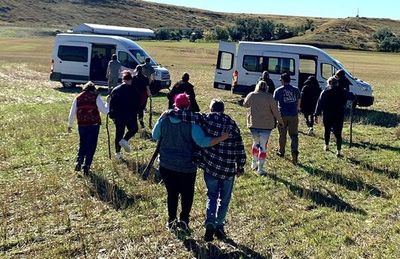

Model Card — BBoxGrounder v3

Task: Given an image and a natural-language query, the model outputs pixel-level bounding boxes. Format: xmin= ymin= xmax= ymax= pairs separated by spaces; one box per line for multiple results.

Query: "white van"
xmin=214 ymin=41 xmax=374 ymax=107
xmin=50 ymin=33 xmax=171 ymax=92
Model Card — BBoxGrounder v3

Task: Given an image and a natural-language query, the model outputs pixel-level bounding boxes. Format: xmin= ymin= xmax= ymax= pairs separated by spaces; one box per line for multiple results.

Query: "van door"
xmin=262 ymin=52 xmax=299 ymax=88
xmin=214 ymin=41 xmax=236 ymax=90
xmin=56 ymin=42 xmax=91 ymax=83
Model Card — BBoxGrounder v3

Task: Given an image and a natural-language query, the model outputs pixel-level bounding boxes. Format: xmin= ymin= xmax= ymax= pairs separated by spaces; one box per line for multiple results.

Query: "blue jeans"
xmin=77 ymin=124 xmax=100 ymax=167
xmin=204 ymin=173 xmax=235 ymax=230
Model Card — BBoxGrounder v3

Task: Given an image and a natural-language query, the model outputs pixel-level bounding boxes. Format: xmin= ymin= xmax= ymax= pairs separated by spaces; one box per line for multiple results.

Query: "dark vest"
xmin=159 ymin=117 xmax=196 ymax=173
xmin=76 ymin=91 xmax=101 ymax=126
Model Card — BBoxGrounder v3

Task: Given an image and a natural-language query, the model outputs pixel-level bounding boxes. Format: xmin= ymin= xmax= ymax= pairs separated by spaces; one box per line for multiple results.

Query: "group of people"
xmin=67 ymin=63 xmax=352 ymax=241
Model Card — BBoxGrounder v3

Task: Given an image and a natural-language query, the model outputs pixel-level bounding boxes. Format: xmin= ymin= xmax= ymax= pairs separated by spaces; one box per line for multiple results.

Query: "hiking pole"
xmin=349 ymin=101 xmax=354 ymax=148
xmin=148 ymin=95 xmax=153 ymax=129
xmin=106 ymin=114 xmax=112 ymax=159
xmin=142 ymin=140 xmax=160 ymax=180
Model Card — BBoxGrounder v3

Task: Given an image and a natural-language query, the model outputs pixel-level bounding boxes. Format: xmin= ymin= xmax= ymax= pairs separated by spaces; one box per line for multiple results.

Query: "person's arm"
xmin=270 ymin=98 xmax=283 ymax=126
xmin=151 ymin=116 xmax=165 ymax=141
xmin=314 ymin=91 xmax=325 ymax=122
xmin=242 ymin=93 xmax=252 ymax=108
xmin=67 ymin=99 xmax=77 ymax=131
xmin=106 ymin=63 xmax=111 ymax=79
xmin=234 ymin=133 xmax=247 ymax=176
xmin=191 ymin=124 xmax=228 ymax=147
xmin=96 ymin=95 xmax=109 ymax=114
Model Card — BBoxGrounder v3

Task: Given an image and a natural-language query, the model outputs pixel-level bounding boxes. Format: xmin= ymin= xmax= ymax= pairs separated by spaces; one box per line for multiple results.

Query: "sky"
xmin=144 ymin=0 xmax=400 ymax=20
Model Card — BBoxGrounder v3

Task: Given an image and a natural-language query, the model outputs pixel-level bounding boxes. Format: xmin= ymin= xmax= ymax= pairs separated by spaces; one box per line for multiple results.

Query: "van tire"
xmin=62 ymin=82 xmax=76 ymax=88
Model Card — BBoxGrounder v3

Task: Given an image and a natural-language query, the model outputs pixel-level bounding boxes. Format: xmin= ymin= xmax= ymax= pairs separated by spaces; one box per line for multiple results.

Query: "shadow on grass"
xmin=350 ymin=108 xmax=399 ymax=128
xmin=298 ymin=164 xmax=388 ymax=198
xmin=122 ymin=157 xmax=162 ymax=184
xmin=346 ymin=157 xmax=399 ymax=179
xmin=183 ymin=238 xmax=270 ymax=259
xmin=87 ymin=171 xmax=141 ymax=210
xmin=344 ymin=140 xmax=400 ymax=153
xmin=266 ymin=173 xmax=367 ymax=215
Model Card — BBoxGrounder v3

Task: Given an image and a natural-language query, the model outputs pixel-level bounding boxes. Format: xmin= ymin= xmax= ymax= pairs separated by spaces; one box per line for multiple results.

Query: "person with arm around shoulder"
xmin=152 ymin=93 xmax=228 ymax=234
xmin=68 ymin=81 xmax=109 ymax=175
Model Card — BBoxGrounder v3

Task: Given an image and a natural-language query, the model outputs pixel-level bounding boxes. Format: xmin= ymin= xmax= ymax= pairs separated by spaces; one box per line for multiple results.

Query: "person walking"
xmin=167 ymin=72 xmax=200 ymax=112
xmin=314 ymin=76 xmax=348 ymax=157
xmin=152 ymin=94 xmax=228 ymax=234
xmin=257 ymin=71 xmax=275 ymax=94
xmin=335 ymin=69 xmax=350 ymax=92
xmin=141 ymin=57 xmax=155 ymax=92
xmin=273 ymin=73 xmax=301 ymax=164
xmin=167 ymin=99 xmax=246 ymax=241
xmin=106 ymin=54 xmax=121 ymax=93
xmin=300 ymin=76 xmax=321 ymax=135
xmin=108 ymin=70 xmax=140 ymax=160
xmin=133 ymin=65 xmax=151 ymax=128
xmin=68 ymin=81 xmax=109 ymax=175
xmin=243 ymin=81 xmax=283 ymax=175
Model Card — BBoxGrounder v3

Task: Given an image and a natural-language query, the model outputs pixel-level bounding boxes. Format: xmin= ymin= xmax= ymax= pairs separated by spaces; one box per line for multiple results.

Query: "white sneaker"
xmin=119 ymin=139 xmax=131 ymax=153
xmin=336 ymin=150 xmax=343 ymax=158
xmin=324 ymin=144 xmax=329 ymax=151
xmin=115 ymin=152 xmax=122 ymax=160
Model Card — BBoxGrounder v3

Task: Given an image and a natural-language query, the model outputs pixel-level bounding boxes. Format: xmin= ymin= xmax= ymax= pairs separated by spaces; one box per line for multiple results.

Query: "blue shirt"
xmin=273 ymin=84 xmax=300 ymax=116
xmin=152 ymin=116 xmax=212 ymax=148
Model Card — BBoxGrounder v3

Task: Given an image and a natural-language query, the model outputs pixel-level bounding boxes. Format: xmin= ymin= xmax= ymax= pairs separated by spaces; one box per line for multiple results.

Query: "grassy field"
xmin=0 ymin=34 xmax=399 ymax=258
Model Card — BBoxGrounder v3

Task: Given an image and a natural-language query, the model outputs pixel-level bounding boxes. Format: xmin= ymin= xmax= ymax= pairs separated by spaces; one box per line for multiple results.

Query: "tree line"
xmin=154 ymin=18 xmax=315 ymax=42
xmin=373 ymin=27 xmax=400 ymax=52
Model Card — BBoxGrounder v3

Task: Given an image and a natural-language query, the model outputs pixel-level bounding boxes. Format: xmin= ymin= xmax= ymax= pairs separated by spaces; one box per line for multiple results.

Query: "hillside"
xmin=1 ymin=0 xmax=400 ymax=49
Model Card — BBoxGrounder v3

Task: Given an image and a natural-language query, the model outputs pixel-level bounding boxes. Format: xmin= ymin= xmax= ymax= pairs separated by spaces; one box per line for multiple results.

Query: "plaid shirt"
xmin=168 ymin=110 xmax=246 ymax=179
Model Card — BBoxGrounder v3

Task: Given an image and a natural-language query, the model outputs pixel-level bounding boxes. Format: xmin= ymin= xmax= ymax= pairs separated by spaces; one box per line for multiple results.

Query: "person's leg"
xmin=114 ymin=119 xmax=125 ymax=153
xmin=179 ymin=172 xmax=197 ymax=225
xmin=123 ymin=116 xmax=138 ymax=141
xmin=333 ymin=117 xmax=344 ymax=154
xmin=323 ymin=118 xmax=332 ymax=148
xmin=215 ymin=177 xmax=235 ymax=239
xmin=138 ymin=104 xmax=145 ymax=128
xmin=304 ymin=113 xmax=311 ymax=128
xmin=257 ymin=129 xmax=271 ymax=174
xmin=288 ymin=116 xmax=299 ymax=164
xmin=278 ymin=117 xmax=288 ymax=155
xmin=160 ymin=166 xmax=179 ymax=224
xmin=204 ymin=173 xmax=219 ymax=227
xmin=250 ymin=129 xmax=260 ymax=170
xmin=83 ymin=124 xmax=100 ymax=170
xmin=76 ymin=126 xmax=88 ymax=170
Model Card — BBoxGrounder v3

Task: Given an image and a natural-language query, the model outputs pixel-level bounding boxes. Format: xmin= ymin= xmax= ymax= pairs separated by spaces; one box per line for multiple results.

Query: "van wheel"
xmin=62 ymin=82 xmax=76 ymax=88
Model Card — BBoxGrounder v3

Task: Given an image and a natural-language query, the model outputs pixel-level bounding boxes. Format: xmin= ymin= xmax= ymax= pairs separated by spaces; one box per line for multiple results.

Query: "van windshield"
xmin=129 ymin=49 xmax=157 ymax=66
xmin=334 ymin=59 xmax=357 ymax=80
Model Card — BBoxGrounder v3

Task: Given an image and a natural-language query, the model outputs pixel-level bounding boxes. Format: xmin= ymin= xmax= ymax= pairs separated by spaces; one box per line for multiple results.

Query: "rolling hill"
xmin=1 ymin=0 xmax=400 ymax=50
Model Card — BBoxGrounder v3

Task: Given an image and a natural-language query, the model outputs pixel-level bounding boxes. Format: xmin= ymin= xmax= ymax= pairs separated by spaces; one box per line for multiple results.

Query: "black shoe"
xmin=166 ymin=219 xmax=178 ymax=231
xmin=140 ymin=120 xmax=145 ymax=128
xmin=215 ymin=227 xmax=227 ymax=240
xmin=82 ymin=165 xmax=90 ymax=176
xmin=204 ymin=223 xmax=215 ymax=242
xmin=276 ymin=151 xmax=284 ymax=157
xmin=74 ymin=163 xmax=82 ymax=172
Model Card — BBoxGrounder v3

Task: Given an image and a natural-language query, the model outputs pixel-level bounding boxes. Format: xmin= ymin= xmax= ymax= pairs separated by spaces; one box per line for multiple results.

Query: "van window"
xmin=300 ymin=59 xmax=316 ymax=74
xmin=129 ymin=49 xmax=156 ymax=65
xmin=243 ymin=55 xmax=264 ymax=72
xmin=217 ymin=51 xmax=233 ymax=70
xmin=321 ymin=63 xmax=337 ymax=79
xmin=267 ymin=57 xmax=295 ymax=75
xmin=118 ymin=51 xmax=138 ymax=69
xmin=58 ymin=46 xmax=88 ymax=62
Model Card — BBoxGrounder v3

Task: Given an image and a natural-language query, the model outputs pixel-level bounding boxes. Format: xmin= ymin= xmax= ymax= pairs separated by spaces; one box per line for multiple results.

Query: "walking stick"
xmin=106 ymin=114 xmax=112 ymax=159
xmin=148 ymin=95 xmax=153 ymax=129
xmin=142 ymin=140 xmax=161 ymax=180
xmin=349 ymin=101 xmax=354 ymax=148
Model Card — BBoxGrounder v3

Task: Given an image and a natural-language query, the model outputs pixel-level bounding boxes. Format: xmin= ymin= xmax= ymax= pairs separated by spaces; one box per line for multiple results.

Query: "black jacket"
xmin=300 ymin=79 xmax=321 ymax=115
xmin=109 ymin=83 xmax=140 ymax=120
xmin=314 ymin=86 xmax=347 ymax=119
xmin=167 ymin=81 xmax=200 ymax=112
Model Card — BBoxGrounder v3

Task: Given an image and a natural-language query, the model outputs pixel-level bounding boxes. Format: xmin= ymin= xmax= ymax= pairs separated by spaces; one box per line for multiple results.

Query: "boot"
xmin=257 ymin=159 xmax=266 ymax=176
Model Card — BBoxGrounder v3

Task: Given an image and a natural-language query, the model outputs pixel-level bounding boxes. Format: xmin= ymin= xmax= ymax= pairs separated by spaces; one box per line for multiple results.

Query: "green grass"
xmin=0 ymin=35 xmax=399 ymax=258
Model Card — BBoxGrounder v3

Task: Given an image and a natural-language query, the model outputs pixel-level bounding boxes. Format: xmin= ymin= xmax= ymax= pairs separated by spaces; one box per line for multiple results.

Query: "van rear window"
xmin=58 ymin=46 xmax=88 ymax=62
